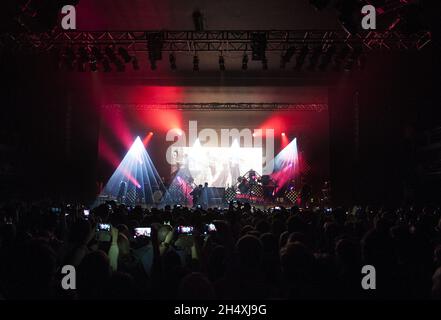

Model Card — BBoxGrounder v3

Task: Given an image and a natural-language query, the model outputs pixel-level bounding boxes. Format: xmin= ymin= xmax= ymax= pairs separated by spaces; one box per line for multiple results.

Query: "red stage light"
xmin=143 ymin=132 xmax=154 ymax=146
xmin=281 ymin=132 xmax=286 ymax=136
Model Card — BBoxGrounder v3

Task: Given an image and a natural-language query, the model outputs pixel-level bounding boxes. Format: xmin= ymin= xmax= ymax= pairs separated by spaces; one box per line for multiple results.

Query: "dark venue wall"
xmin=329 ymin=50 xmax=440 ymax=206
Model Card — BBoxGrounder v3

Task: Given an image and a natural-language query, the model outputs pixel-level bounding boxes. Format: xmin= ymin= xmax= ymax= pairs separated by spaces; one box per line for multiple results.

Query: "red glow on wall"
xmin=101 ymin=109 xmax=134 ymax=149
xmin=138 ymin=109 xmax=183 ymax=132
xmin=98 ymin=138 xmax=121 ymax=168
xmin=258 ymin=114 xmax=287 ymax=136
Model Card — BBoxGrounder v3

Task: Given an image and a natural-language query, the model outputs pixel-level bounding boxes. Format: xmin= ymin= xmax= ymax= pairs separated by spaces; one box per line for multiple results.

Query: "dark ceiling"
xmin=75 ymin=0 xmax=340 ymax=30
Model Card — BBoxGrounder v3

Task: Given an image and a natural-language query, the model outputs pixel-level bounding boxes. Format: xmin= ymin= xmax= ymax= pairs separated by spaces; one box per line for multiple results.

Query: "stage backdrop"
xmin=98 ymin=105 xmax=330 ymax=194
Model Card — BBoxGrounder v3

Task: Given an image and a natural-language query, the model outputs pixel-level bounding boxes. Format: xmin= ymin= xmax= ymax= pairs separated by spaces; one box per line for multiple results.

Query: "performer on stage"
xmin=190 ymin=184 xmax=202 ymax=207
xmin=201 ymin=182 xmax=209 ymax=209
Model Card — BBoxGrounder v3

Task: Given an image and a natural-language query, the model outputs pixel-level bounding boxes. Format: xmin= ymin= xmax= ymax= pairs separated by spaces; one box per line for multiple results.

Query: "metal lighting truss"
xmin=0 ymin=29 xmax=432 ymax=52
xmin=102 ymin=103 xmax=329 ymax=112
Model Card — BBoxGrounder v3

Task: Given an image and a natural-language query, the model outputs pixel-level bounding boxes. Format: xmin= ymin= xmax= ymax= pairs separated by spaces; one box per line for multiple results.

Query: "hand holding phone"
xmin=96 ymin=223 xmax=111 ymax=242
xmin=176 ymin=226 xmax=194 ymax=235
xmin=134 ymin=227 xmax=152 ymax=238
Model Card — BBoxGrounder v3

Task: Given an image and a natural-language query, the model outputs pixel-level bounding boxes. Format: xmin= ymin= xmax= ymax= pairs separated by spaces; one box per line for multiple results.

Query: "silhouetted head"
xmin=235 ymin=235 xmax=263 ymax=269
xmin=178 ymin=272 xmax=215 ymax=300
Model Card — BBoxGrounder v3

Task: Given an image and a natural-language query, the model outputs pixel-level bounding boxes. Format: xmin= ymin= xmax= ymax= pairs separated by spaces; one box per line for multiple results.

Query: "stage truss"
xmin=102 ymin=103 xmax=328 ymax=112
xmin=0 ymin=29 xmax=432 ymax=52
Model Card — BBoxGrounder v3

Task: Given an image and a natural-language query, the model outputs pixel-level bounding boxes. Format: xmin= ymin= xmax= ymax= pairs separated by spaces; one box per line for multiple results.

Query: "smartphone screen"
xmin=134 ymin=227 xmax=152 ymax=238
xmin=97 ymin=223 xmax=111 ymax=232
xmin=204 ymin=223 xmax=217 ymax=235
xmin=177 ymin=226 xmax=194 ymax=235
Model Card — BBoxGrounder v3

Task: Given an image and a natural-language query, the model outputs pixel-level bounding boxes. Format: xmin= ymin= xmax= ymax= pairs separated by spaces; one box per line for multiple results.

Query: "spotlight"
xmin=344 ymin=46 xmax=362 ymax=72
xmin=102 ymin=59 xmax=112 ymax=72
xmin=219 ymin=54 xmax=225 ymax=71
xmin=307 ymin=46 xmax=322 ymax=71
xmin=105 ymin=46 xmax=117 ymax=62
xmin=147 ymin=32 xmax=164 ymax=70
xmin=242 ymin=53 xmax=248 ymax=70
xmin=318 ymin=45 xmax=336 ymax=71
xmin=193 ymin=54 xmax=199 ymax=71
xmin=132 ymin=56 xmax=140 ymax=70
xmin=149 ymin=132 xmax=154 ymax=135
xmin=118 ymin=47 xmax=132 ymax=63
xmin=294 ymin=45 xmax=309 ymax=71
xmin=77 ymin=47 xmax=89 ymax=72
xmin=169 ymin=53 xmax=177 ymax=70
xmin=90 ymin=60 xmax=98 ymax=72
xmin=280 ymin=46 xmax=295 ymax=69
xmin=91 ymin=47 xmax=103 ymax=61
xmin=333 ymin=45 xmax=350 ymax=71
xmin=281 ymin=132 xmax=286 ymax=136
xmin=192 ymin=10 xmax=204 ymax=31
xmin=251 ymin=32 xmax=267 ymax=61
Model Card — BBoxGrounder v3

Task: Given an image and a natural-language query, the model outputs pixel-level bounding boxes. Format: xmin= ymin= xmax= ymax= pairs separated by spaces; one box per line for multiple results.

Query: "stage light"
xmin=91 ymin=47 xmax=103 ymax=61
xmin=143 ymin=132 xmax=154 ymax=146
xmin=77 ymin=47 xmax=89 ymax=72
xmin=270 ymin=138 xmax=299 ymax=194
xmin=281 ymin=132 xmax=286 ymax=136
xmin=307 ymin=46 xmax=322 ymax=71
xmin=318 ymin=45 xmax=336 ymax=71
xmin=192 ymin=10 xmax=204 ymax=31
xmin=90 ymin=60 xmax=98 ymax=72
xmin=193 ymin=54 xmax=199 ymax=71
xmin=219 ymin=54 xmax=225 ymax=71
xmin=280 ymin=46 xmax=295 ymax=69
xmin=132 ymin=56 xmax=140 ymax=70
xmin=294 ymin=45 xmax=308 ymax=71
xmin=63 ymin=47 xmax=75 ymax=71
xmin=242 ymin=53 xmax=248 ymax=70
xmin=333 ymin=45 xmax=350 ymax=71
xmin=105 ymin=46 xmax=117 ymax=62
xmin=251 ymin=32 xmax=267 ymax=61
xmin=262 ymin=57 xmax=268 ymax=70
xmin=102 ymin=59 xmax=112 ymax=72
xmin=147 ymin=32 xmax=164 ymax=70
xmin=169 ymin=53 xmax=177 ymax=70
xmin=344 ymin=46 xmax=362 ymax=72
xmin=97 ymin=136 xmax=166 ymax=206
xmin=118 ymin=47 xmax=132 ymax=63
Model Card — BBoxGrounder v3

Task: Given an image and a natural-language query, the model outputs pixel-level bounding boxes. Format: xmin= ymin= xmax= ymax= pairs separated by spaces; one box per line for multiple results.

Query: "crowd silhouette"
xmin=0 ymin=201 xmax=440 ymax=300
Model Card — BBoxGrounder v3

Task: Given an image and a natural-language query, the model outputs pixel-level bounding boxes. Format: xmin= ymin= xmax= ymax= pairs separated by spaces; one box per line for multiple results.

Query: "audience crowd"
xmin=0 ymin=201 xmax=441 ymax=300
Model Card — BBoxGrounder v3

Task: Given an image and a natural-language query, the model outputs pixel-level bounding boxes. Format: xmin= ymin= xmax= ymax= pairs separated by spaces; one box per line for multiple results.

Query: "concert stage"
xmin=96 ymin=89 xmax=330 ymax=208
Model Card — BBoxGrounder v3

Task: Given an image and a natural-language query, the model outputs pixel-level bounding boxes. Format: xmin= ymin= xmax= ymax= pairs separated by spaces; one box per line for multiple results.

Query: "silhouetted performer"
xmin=190 ymin=184 xmax=203 ymax=207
